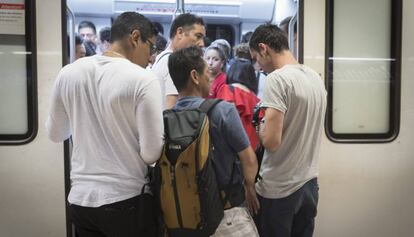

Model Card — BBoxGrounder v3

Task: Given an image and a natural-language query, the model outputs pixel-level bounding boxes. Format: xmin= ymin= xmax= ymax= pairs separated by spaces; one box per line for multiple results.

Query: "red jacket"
xmin=208 ymin=72 xmax=226 ymax=98
xmin=217 ymin=84 xmax=260 ymax=149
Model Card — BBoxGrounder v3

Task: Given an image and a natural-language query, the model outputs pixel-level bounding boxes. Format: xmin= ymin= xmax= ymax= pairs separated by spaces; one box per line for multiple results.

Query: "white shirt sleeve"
xmin=165 ymin=73 xmax=178 ymax=96
xmin=153 ymin=51 xmax=178 ymax=96
xmin=45 ymin=72 xmax=71 ymax=142
xmin=136 ymin=79 xmax=164 ymax=164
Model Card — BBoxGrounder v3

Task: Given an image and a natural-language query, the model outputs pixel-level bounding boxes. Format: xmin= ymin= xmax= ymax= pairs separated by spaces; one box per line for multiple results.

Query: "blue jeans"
xmin=255 ymin=178 xmax=319 ymax=237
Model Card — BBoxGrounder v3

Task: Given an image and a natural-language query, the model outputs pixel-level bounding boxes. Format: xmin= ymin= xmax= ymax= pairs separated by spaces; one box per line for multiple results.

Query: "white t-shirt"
xmin=151 ymin=46 xmax=178 ymax=109
xmin=256 ymin=71 xmax=267 ymax=100
xmin=46 ymin=55 xmax=164 ymax=207
xmin=256 ymin=64 xmax=327 ymax=199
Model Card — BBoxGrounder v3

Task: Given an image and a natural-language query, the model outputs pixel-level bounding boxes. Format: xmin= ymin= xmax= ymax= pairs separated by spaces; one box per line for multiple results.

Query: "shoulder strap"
xmin=199 ymin=99 xmax=222 ymax=115
xmin=256 ymin=71 xmax=261 ymax=80
xmin=154 ymin=51 xmax=171 ymax=65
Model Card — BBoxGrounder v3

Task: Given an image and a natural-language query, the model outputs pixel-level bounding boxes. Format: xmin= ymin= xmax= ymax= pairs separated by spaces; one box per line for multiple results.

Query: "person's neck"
xmin=170 ymin=38 xmax=182 ymax=52
xmin=178 ymin=90 xmax=202 ymax=99
xmin=105 ymin=43 xmax=128 ymax=60
xmin=272 ymin=50 xmax=299 ymax=70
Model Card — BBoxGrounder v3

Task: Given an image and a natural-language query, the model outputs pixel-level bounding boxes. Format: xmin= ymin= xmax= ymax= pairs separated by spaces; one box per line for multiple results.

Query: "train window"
xmin=205 ymin=24 xmax=234 ymax=47
xmin=0 ymin=0 xmax=37 ymax=145
xmin=325 ymin=0 xmax=401 ymax=143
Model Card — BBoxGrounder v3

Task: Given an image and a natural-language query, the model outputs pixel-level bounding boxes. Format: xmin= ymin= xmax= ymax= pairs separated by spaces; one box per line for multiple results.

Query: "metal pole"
xmin=173 ymin=0 xmax=185 ymax=19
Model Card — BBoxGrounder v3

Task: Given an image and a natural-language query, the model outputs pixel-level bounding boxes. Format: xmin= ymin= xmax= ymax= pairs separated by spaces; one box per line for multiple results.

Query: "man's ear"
xmin=176 ymin=27 xmax=184 ymax=39
xmin=258 ymin=43 xmax=267 ymax=54
xmin=130 ymin=29 xmax=141 ymax=47
xmin=190 ymin=69 xmax=199 ymax=85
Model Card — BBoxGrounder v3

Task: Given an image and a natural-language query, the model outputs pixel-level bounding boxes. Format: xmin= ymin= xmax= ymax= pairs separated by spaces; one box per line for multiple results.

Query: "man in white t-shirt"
xmin=249 ymin=24 xmax=327 ymax=237
xmin=46 ymin=12 xmax=163 ymax=237
xmin=151 ymin=13 xmax=206 ymax=109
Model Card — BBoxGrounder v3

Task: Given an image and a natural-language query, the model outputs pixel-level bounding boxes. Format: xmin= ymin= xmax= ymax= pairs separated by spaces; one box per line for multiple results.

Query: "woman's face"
xmin=204 ymin=48 xmax=224 ymax=78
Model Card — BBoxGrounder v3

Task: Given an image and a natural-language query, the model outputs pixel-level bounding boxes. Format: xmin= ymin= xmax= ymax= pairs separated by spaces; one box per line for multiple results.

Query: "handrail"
xmin=173 ymin=0 xmax=185 ymax=19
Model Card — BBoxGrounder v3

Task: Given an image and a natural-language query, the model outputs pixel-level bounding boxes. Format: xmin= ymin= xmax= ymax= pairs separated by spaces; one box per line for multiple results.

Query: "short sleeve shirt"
xmin=174 ymin=97 xmax=250 ymax=188
xmin=151 ymin=47 xmax=179 ymax=109
xmin=256 ymin=64 xmax=327 ymax=199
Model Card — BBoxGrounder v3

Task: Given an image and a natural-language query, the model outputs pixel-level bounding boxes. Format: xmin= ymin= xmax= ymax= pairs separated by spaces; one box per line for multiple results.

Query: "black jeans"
xmin=69 ymin=194 xmax=157 ymax=237
xmin=255 ymin=178 xmax=319 ymax=237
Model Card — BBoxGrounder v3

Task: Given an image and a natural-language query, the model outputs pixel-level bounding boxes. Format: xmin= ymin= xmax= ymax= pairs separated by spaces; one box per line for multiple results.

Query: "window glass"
xmin=326 ymin=0 xmax=401 ymax=142
xmin=0 ymin=0 xmax=37 ymax=144
xmin=0 ymin=36 xmax=28 ymax=134
xmin=206 ymin=24 xmax=234 ymax=46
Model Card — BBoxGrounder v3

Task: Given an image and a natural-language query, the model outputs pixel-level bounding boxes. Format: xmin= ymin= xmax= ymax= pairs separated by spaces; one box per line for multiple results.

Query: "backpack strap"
xmin=199 ymin=99 xmax=222 ymax=115
xmin=154 ymin=51 xmax=171 ymax=66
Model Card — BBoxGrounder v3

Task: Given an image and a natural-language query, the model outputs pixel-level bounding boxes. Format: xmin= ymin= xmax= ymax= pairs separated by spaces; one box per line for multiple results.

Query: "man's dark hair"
xmin=99 ymin=27 xmax=111 ymax=43
xmin=78 ymin=21 xmax=96 ymax=34
xmin=156 ymin=35 xmax=167 ymax=52
xmin=168 ymin=46 xmax=206 ymax=92
xmin=249 ymin=24 xmax=289 ymax=53
xmin=169 ymin=13 xmax=204 ymax=39
xmin=111 ymin=12 xmax=158 ymax=43
xmin=152 ymin=22 xmax=164 ymax=35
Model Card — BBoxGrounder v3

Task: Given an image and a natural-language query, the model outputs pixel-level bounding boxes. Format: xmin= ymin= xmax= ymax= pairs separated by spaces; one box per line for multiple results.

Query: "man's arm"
xmin=136 ymin=79 xmax=164 ymax=164
xmin=237 ymin=146 xmax=260 ymax=215
xmin=259 ymin=107 xmax=284 ymax=152
xmin=164 ymin=72 xmax=178 ymax=109
xmin=45 ymin=74 xmax=71 ymax=142
xmin=165 ymin=95 xmax=178 ymax=109
xmin=222 ymin=104 xmax=260 ymax=214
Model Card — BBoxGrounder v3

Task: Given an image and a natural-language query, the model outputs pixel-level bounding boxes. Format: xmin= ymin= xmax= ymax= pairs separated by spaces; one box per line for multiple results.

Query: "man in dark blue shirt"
xmin=168 ymin=46 xmax=260 ymax=237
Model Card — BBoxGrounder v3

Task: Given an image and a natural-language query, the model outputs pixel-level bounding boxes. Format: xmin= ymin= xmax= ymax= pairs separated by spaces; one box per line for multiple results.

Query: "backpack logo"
xmin=168 ymin=144 xmax=181 ymax=150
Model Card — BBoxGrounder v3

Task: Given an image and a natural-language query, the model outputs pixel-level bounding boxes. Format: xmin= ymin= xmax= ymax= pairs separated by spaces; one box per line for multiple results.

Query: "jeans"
xmin=69 ymin=194 xmax=157 ymax=237
xmin=255 ymin=178 xmax=319 ymax=237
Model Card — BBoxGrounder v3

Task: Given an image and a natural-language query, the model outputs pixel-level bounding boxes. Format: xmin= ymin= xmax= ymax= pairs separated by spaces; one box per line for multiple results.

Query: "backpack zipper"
xmin=170 ymin=165 xmax=183 ymax=227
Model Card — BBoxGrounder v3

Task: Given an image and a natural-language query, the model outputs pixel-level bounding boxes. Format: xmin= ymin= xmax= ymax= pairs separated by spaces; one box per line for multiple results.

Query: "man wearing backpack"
xmin=167 ymin=45 xmax=260 ymax=237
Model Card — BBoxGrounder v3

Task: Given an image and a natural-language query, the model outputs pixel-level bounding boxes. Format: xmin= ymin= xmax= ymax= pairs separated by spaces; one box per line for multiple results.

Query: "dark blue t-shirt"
xmin=174 ymin=96 xmax=250 ymax=188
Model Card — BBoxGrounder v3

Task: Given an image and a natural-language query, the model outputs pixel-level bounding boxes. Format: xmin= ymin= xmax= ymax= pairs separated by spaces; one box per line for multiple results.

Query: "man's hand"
xmin=244 ymin=182 xmax=260 ymax=216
